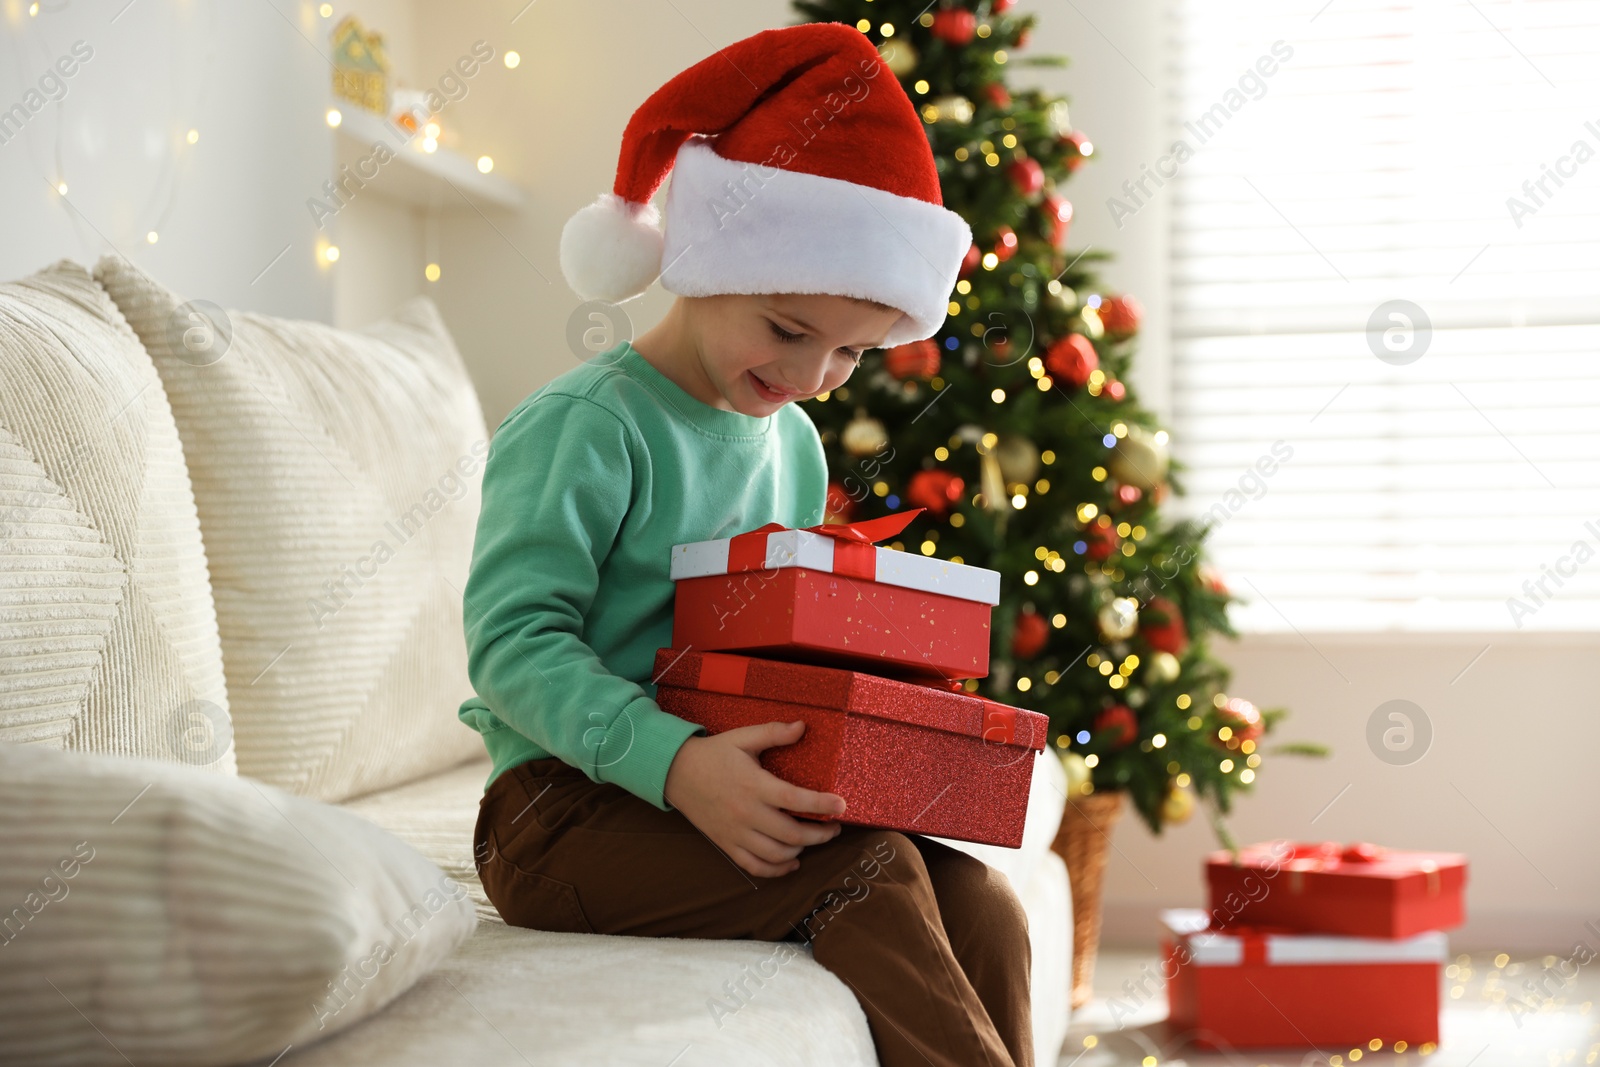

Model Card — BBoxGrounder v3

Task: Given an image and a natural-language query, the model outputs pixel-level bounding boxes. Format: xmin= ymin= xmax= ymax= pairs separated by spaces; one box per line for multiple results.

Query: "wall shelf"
xmin=332 ymin=104 xmax=525 ymax=211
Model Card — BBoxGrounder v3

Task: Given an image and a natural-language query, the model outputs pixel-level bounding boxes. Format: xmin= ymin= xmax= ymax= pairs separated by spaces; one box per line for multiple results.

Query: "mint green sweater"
xmin=457 ymin=340 xmax=829 ymax=809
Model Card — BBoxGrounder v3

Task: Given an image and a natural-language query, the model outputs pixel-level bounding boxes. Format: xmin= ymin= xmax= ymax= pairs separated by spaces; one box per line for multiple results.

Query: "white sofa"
xmin=0 ymin=256 xmax=1072 ymax=1067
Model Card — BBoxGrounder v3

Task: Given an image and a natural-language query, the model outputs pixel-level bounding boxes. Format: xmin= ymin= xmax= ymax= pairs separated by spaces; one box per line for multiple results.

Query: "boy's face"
xmin=686 ymin=293 xmax=904 ymax=416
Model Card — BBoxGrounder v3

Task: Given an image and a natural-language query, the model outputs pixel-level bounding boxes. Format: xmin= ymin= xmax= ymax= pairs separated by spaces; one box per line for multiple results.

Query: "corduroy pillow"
xmin=0 ymin=259 xmax=233 ymax=771
xmin=94 ymin=254 xmax=489 ymax=802
xmin=0 ymin=740 xmax=476 ymax=1067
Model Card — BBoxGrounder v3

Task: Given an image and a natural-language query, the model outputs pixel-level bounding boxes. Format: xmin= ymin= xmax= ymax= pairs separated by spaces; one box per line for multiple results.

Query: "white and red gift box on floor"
xmin=1161 ymin=908 xmax=1446 ymax=1050
xmin=1207 ymin=840 xmax=1468 ymax=939
xmin=669 ymin=509 xmax=999 ymax=682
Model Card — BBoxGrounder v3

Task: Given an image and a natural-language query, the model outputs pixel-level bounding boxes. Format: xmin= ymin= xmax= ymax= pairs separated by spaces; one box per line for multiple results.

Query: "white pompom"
xmin=558 ymin=192 xmax=663 ymax=303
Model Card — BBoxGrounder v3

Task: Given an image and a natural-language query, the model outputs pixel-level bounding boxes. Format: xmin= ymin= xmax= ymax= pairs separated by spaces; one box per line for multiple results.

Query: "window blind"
xmin=1164 ymin=0 xmax=1600 ymax=632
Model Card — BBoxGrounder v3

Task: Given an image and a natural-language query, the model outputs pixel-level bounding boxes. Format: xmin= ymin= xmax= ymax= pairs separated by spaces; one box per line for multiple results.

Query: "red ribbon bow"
xmin=727 ymin=508 xmax=926 ymax=578
xmin=1279 ymin=841 xmax=1384 ymax=866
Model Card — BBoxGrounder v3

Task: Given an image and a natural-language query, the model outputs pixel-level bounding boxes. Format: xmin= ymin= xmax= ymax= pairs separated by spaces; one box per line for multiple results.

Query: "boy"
xmin=461 ymin=23 xmax=1034 ymax=1067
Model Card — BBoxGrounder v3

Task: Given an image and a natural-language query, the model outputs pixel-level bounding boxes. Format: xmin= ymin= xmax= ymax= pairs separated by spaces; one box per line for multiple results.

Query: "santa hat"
xmin=559 ymin=22 xmax=972 ymax=349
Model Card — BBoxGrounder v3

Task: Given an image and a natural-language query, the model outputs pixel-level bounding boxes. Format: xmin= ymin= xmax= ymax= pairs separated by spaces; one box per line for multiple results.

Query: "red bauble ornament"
xmin=1095 ymin=704 xmax=1138 ymax=749
xmin=959 ymin=242 xmax=981 ymax=278
xmin=1217 ymin=697 xmax=1263 ymax=743
xmin=1012 ymin=609 xmax=1050 ymax=659
xmin=993 ymin=0 xmax=1015 ymax=10
xmin=984 ymin=83 xmax=1012 ymax=109
xmin=1082 ymin=521 xmax=1120 ymax=561
xmin=1099 ymin=294 xmax=1144 ymax=339
xmin=1044 ymin=333 xmax=1098 ymax=390
xmin=1007 ymin=157 xmax=1044 ymax=196
xmin=906 ymin=469 xmax=965 ymax=518
xmin=825 ymin=482 xmax=855 ymax=524
xmin=1043 ymin=195 xmax=1073 ymax=249
xmin=1015 ymin=25 xmax=1031 ymax=48
xmin=1104 ymin=378 xmax=1126 ymax=401
xmin=885 ymin=339 xmax=941 ymax=381
xmin=993 ymin=225 xmax=1018 ymax=262
xmin=1200 ymin=563 xmax=1230 ymax=597
xmin=1140 ymin=596 xmax=1188 ymax=656
xmin=931 ymin=8 xmax=977 ymax=45
xmin=1062 ymin=130 xmax=1092 ymax=172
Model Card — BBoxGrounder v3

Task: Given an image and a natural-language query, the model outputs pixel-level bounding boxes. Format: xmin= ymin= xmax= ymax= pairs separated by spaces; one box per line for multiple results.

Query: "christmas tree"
xmin=791 ymin=0 xmax=1323 ymax=843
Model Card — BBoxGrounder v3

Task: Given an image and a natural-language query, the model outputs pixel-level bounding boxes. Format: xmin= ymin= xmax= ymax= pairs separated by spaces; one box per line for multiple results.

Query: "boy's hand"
xmin=663 ymin=721 xmax=847 ymax=878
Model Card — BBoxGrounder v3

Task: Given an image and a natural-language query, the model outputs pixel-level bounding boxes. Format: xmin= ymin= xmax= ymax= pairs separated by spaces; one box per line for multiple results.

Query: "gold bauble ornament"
xmin=1097 ymin=596 xmax=1139 ymax=640
xmin=1107 ymin=424 xmax=1170 ymax=491
xmin=881 ymin=39 xmax=920 ymax=77
xmin=995 ymin=435 xmax=1040 ymax=485
xmin=927 ymin=94 xmax=974 ymax=124
xmin=1048 ymin=286 xmax=1078 ymax=316
xmin=841 ymin=409 xmax=889 ymax=458
xmin=1059 ymin=750 xmax=1092 ymax=797
xmin=1147 ymin=650 xmax=1181 ymax=684
xmin=1161 ymin=784 xmax=1195 ymax=824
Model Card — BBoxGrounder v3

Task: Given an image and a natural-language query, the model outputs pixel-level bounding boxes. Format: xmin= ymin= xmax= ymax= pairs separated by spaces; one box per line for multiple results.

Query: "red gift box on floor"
xmin=1162 ymin=908 xmax=1444 ymax=1051
xmin=669 ymin=509 xmax=999 ymax=682
xmin=1207 ymin=840 xmax=1468 ymax=939
xmin=652 ymin=647 xmax=1046 ymax=848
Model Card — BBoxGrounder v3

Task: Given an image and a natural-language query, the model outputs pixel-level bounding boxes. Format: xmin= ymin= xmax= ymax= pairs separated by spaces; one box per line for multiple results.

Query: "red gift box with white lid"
xmin=1161 ymin=908 xmax=1445 ymax=1051
xmin=1206 ymin=840 xmax=1468 ymax=940
xmin=651 ymin=647 xmax=1046 ymax=848
xmin=669 ymin=509 xmax=998 ymax=682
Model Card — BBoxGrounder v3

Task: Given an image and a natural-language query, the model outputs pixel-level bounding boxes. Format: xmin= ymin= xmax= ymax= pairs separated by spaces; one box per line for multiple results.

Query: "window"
xmin=1165 ymin=0 xmax=1600 ymax=632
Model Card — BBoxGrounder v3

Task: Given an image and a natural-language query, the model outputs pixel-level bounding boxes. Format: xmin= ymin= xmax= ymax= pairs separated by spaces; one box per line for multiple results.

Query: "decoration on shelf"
xmin=885 ymin=339 xmax=940 ymax=381
xmin=1107 ymin=423 xmax=1170 ymax=491
xmin=331 ymin=15 xmax=391 ymax=116
xmin=389 ymin=88 xmax=430 ymax=134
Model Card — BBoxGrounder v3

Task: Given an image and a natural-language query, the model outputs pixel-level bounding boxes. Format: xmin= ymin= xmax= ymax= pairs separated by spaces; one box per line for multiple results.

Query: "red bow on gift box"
xmin=1279 ymin=840 xmax=1386 ymax=867
xmin=727 ymin=508 xmax=926 ymax=577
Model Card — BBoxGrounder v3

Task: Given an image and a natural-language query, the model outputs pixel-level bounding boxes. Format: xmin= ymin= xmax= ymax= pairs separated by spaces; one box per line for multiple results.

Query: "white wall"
xmin=1 ymin=0 xmax=333 ymax=320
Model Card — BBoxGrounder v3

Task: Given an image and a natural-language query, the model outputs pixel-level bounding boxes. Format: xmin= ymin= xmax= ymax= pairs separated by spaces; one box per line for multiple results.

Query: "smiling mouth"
xmin=749 ymin=371 xmax=799 ymax=401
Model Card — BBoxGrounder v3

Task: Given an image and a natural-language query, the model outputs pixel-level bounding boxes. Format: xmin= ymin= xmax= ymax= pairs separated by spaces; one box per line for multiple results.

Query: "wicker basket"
xmin=1049 ymin=789 xmax=1126 ymax=1009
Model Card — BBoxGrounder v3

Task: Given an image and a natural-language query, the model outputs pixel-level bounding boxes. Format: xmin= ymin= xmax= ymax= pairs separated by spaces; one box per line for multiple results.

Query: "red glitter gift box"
xmin=651 ymin=647 xmax=1047 ymax=848
xmin=668 ymin=509 xmax=999 ymax=682
xmin=1206 ymin=840 xmax=1468 ymax=940
xmin=1161 ymin=909 xmax=1444 ymax=1050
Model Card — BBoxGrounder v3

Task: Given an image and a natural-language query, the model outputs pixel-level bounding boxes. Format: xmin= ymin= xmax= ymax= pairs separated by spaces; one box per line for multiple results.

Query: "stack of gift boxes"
xmin=652 ymin=510 xmax=1049 ymax=848
xmin=1162 ymin=840 xmax=1470 ymax=1052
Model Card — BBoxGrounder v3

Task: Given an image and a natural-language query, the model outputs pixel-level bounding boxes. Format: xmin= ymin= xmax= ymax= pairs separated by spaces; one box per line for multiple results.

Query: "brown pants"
xmin=473 ymin=755 xmax=1034 ymax=1067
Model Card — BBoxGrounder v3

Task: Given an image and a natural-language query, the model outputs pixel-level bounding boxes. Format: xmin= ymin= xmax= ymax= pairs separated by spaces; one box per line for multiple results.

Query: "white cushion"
xmin=924 ymin=744 xmax=1069 ymax=896
xmin=0 ymin=259 xmax=232 ymax=771
xmin=0 ymin=740 xmax=477 ymax=1067
xmin=273 ymin=921 xmax=879 ymax=1067
xmin=94 ymin=253 xmax=489 ymax=801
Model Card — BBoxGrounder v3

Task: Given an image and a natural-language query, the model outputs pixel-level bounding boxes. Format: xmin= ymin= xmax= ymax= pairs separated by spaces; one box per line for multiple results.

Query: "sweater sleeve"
xmin=460 ymin=392 xmax=704 ymax=811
